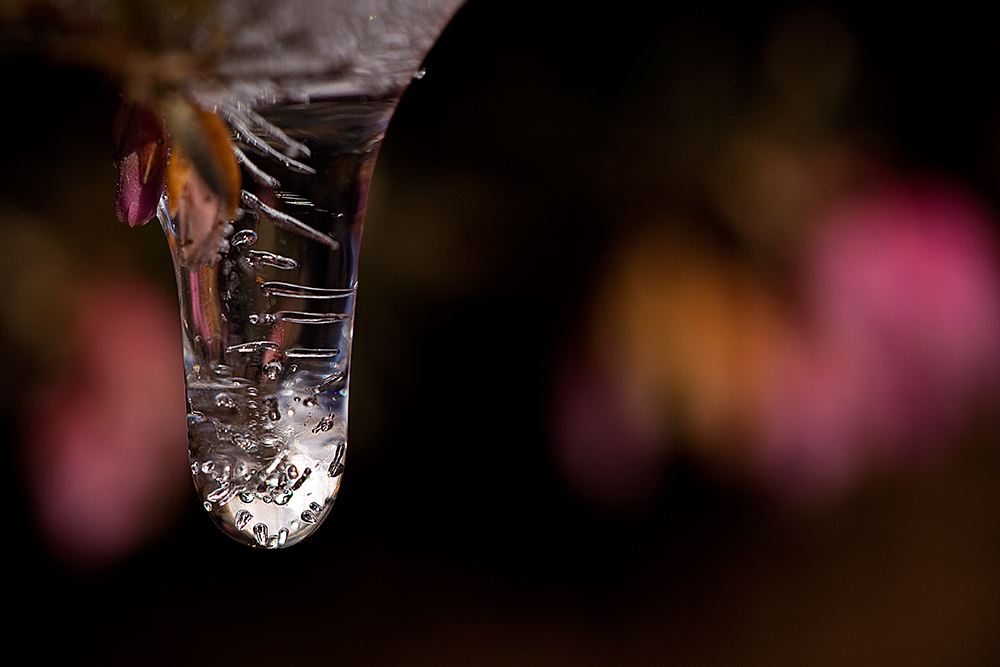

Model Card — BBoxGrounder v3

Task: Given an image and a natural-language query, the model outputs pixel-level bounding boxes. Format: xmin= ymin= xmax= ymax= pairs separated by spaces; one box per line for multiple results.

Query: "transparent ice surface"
xmin=152 ymin=0 xmax=464 ymax=547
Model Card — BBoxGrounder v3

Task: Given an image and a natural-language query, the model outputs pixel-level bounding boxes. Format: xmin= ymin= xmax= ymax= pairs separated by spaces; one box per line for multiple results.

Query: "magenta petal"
xmin=113 ymin=101 xmax=168 ymax=226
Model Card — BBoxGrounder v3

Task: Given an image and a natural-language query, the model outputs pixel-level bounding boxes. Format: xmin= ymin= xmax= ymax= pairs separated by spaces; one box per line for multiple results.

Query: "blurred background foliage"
xmin=3 ymin=1 xmax=1000 ymax=665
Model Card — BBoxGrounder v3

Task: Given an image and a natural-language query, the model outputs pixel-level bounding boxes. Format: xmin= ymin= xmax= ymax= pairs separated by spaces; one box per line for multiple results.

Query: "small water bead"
xmin=310 ymin=502 xmax=323 ymax=513
xmin=239 ymin=491 xmax=254 ymax=503
xmin=201 ymin=461 xmax=215 ymax=475
xmin=235 ymin=509 xmax=253 ymax=531
xmin=300 ymin=509 xmax=317 ymax=524
xmin=277 ymin=528 xmax=288 ymax=546
xmin=203 ymin=502 xmax=212 ymax=512
xmin=287 ymin=465 xmax=298 ymax=479
xmin=253 ymin=523 xmax=268 ymax=546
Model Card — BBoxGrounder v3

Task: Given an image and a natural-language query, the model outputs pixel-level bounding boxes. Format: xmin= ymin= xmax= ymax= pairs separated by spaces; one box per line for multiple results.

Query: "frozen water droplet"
xmin=239 ymin=491 xmax=254 ymax=503
xmin=310 ymin=501 xmax=323 ymax=513
xmin=253 ymin=523 xmax=268 ymax=546
xmin=413 ymin=67 xmax=426 ymax=79
xmin=201 ymin=461 xmax=215 ymax=474
xmin=249 ymin=313 xmax=260 ymax=324
xmin=203 ymin=501 xmax=212 ymax=512
xmin=235 ymin=509 xmax=253 ymax=530
xmin=247 ymin=387 xmax=258 ymax=397
xmin=287 ymin=465 xmax=299 ymax=479
xmin=277 ymin=528 xmax=289 ymax=546
xmin=300 ymin=509 xmax=317 ymax=524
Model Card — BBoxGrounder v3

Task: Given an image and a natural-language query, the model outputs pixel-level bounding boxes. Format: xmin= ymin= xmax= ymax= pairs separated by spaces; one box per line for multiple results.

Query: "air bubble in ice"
xmin=232 ymin=229 xmax=257 ymax=247
xmin=313 ymin=414 xmax=336 ymax=433
xmin=253 ymin=523 xmax=268 ymax=546
xmin=235 ymin=509 xmax=253 ymax=530
xmin=291 ymin=467 xmax=311 ymax=491
xmin=263 ymin=397 xmax=280 ymax=421
xmin=300 ymin=509 xmax=317 ymax=524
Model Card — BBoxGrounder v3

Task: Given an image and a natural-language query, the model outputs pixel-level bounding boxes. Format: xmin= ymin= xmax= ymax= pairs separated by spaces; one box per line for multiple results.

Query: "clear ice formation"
xmin=152 ymin=0 xmax=465 ymax=547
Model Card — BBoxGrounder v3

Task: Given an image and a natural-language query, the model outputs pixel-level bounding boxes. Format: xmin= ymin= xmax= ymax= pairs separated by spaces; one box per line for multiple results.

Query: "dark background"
xmin=3 ymin=1 xmax=1000 ymax=664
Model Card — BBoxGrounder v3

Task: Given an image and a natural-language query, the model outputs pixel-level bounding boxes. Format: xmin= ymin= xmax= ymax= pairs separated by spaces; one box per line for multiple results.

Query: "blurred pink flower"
xmin=551 ymin=352 xmax=669 ymax=510
xmin=24 ymin=275 xmax=189 ymax=569
xmin=758 ymin=182 xmax=1000 ymax=499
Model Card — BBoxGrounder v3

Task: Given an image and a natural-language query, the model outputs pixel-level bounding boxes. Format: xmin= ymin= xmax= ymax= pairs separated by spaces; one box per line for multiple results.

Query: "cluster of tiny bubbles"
xmin=253 ymin=523 xmax=289 ymax=549
xmin=215 ymin=392 xmax=237 ymax=409
xmin=300 ymin=500 xmax=325 ymax=525
xmin=263 ymin=360 xmax=282 ymax=380
xmin=248 ymin=312 xmax=277 ymax=325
